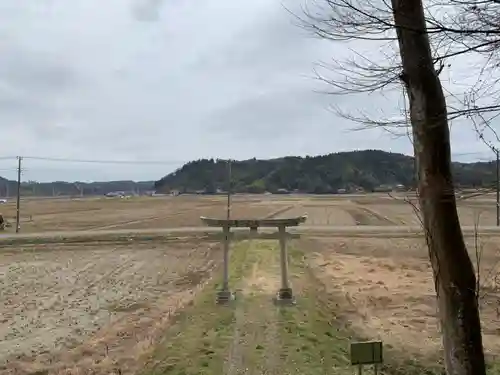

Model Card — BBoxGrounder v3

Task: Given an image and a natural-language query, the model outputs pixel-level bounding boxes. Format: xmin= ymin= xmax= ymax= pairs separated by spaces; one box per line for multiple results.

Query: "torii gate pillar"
xmin=217 ymin=225 xmax=234 ymax=303
xmin=277 ymin=225 xmax=293 ymax=301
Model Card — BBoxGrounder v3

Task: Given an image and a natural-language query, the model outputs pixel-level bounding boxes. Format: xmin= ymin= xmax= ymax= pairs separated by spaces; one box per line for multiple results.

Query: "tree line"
xmin=154 ymin=149 xmax=498 ymax=194
xmin=0 ymin=178 xmax=154 ymax=197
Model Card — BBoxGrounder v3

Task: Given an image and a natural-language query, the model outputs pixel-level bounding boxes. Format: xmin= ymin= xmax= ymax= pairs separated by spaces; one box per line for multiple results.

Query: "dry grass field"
xmin=1 ymin=193 xmax=499 ymax=374
xmin=271 ymin=194 xmax=499 ymax=227
xmin=305 ymin=236 xmax=500 ymax=364
xmin=0 ymin=196 xmax=284 ymax=233
xmin=0 ymin=193 xmax=497 ymax=234
xmin=0 ymin=239 xmax=222 ymax=374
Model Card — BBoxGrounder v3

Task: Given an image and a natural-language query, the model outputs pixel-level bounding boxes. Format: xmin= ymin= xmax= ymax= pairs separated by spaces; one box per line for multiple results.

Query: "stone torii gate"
xmin=200 ymin=215 xmax=307 ymax=304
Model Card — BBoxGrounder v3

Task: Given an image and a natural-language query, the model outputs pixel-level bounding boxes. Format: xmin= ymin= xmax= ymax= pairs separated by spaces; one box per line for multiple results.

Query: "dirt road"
xmin=2 ymin=224 xmax=500 ymax=242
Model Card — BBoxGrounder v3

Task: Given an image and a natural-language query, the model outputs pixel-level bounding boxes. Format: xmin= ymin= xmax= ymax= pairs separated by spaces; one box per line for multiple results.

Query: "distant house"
xmin=274 ymin=188 xmax=290 ymax=194
xmin=373 ymin=185 xmax=393 ymax=193
xmin=394 ymin=184 xmax=406 ymax=191
xmin=105 ymin=191 xmax=125 ymax=197
xmin=152 ymin=192 xmax=168 ymax=197
xmin=373 ymin=184 xmax=406 ymax=193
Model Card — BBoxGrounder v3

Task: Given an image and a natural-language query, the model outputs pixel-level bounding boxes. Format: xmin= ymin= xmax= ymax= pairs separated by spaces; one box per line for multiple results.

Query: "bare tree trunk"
xmin=390 ymin=1 xmax=486 ymax=374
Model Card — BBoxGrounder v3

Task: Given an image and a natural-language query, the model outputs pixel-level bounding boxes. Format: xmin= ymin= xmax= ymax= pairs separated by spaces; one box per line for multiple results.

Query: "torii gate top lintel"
xmin=199 ymin=215 xmax=307 ymax=228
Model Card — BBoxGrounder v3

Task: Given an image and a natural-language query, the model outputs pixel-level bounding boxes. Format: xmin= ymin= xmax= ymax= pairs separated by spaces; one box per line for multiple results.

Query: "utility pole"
xmin=216 ymin=158 xmax=234 ymax=303
xmin=496 ymin=148 xmax=499 ymax=227
xmin=73 ymin=183 xmax=83 ymax=198
xmin=226 ymin=159 xmax=232 ymax=221
xmin=16 ymin=156 xmax=22 ymax=233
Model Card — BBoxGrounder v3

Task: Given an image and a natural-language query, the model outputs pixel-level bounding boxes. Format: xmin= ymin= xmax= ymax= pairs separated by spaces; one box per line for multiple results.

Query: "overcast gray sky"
xmin=0 ymin=0 xmax=496 ymax=182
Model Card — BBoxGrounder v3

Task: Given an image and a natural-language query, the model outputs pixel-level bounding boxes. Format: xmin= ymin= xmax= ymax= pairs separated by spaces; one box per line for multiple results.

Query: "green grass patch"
xmin=488 ymin=361 xmax=500 ymax=375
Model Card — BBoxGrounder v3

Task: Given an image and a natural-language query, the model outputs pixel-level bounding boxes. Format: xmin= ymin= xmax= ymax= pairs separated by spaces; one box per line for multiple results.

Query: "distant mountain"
xmin=0 ymin=178 xmax=155 ymax=197
xmin=154 ymin=149 xmax=497 ymax=194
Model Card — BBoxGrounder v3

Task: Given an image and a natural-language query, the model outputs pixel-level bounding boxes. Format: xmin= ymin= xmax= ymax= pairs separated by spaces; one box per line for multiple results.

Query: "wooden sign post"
xmin=350 ymin=341 xmax=383 ymax=375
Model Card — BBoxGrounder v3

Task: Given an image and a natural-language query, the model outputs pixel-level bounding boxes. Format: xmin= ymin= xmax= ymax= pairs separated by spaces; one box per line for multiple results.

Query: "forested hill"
xmin=154 ymin=150 xmax=497 ymax=194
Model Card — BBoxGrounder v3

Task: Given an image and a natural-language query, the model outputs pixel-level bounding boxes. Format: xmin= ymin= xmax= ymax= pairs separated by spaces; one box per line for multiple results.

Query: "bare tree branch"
xmin=295 ymin=0 xmax=500 ymax=131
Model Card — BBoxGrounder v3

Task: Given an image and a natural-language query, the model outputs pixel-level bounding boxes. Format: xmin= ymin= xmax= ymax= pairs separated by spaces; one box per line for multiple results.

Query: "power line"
xmin=452 ymin=151 xmax=490 ymax=157
xmin=2 ymin=156 xmax=188 ymax=165
xmin=0 ymin=152 xmax=497 ymax=165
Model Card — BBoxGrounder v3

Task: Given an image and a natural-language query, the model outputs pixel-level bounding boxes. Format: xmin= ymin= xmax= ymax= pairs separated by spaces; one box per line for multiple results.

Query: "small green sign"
xmin=350 ymin=341 xmax=383 ymax=365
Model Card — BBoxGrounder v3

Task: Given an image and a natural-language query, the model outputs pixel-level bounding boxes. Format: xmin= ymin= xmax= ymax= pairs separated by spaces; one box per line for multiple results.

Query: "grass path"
xmin=224 ymin=242 xmax=282 ymax=375
xmin=141 ymin=240 xmax=357 ymax=375
xmin=143 ymin=239 xmax=480 ymax=375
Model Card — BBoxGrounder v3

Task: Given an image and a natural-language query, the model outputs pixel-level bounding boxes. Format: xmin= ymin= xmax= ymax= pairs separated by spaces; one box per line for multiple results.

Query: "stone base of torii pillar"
xmin=216 ymin=289 xmax=236 ymax=304
xmin=274 ymin=288 xmax=296 ymax=305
